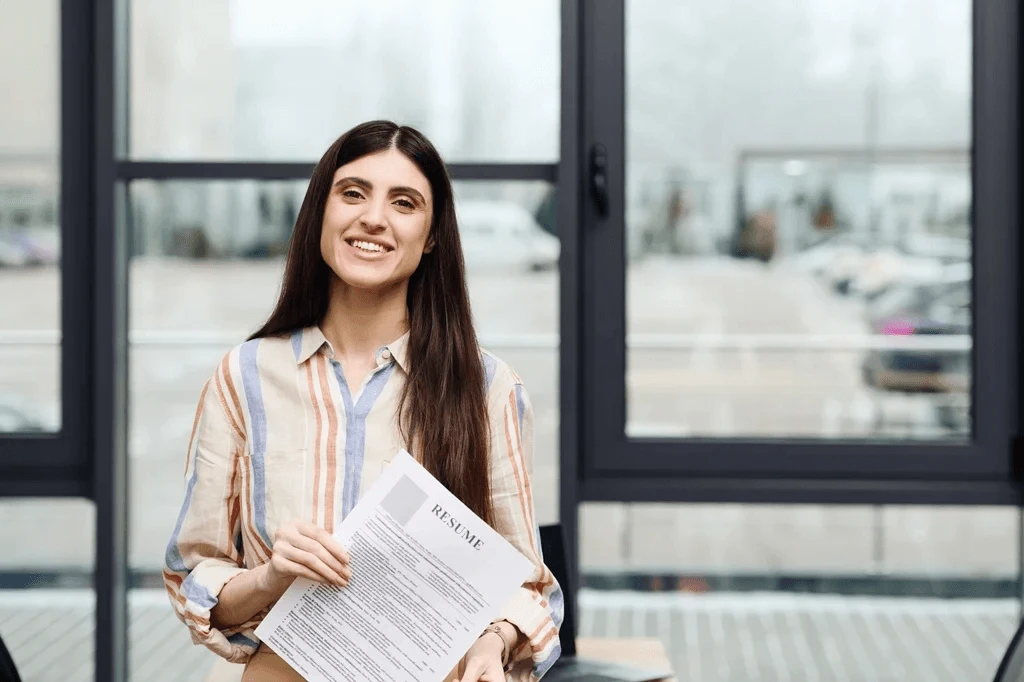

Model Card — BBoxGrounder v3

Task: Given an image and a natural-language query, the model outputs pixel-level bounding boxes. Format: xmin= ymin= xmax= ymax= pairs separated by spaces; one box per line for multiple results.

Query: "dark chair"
xmin=0 ymin=632 xmax=22 ymax=682
xmin=993 ymin=619 xmax=1024 ymax=682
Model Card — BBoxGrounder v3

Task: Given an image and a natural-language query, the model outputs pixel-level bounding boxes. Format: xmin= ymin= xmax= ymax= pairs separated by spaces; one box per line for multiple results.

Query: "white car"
xmin=456 ymin=200 xmax=560 ymax=272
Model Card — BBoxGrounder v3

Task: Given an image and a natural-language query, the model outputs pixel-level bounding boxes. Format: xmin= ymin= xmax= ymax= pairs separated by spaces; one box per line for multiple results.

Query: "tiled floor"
xmin=1 ymin=589 xmax=1017 ymax=682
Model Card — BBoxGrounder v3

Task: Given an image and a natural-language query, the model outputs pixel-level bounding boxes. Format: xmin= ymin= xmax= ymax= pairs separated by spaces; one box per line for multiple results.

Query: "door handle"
xmin=589 ymin=143 xmax=609 ymax=217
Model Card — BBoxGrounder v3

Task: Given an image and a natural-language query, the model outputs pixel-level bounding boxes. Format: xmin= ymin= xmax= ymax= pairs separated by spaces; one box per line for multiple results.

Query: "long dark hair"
xmin=250 ymin=121 xmax=492 ymax=525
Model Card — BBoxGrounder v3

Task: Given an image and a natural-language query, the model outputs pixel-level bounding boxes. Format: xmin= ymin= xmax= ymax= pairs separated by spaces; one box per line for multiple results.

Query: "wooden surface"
xmin=577 ymin=636 xmax=675 ymax=681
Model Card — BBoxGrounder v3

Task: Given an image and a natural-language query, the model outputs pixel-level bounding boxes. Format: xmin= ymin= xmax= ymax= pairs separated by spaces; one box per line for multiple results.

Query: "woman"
xmin=163 ymin=121 xmax=562 ymax=681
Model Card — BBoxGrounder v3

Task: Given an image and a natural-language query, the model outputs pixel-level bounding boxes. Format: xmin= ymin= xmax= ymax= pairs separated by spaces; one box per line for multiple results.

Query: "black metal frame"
xmin=578 ymin=0 xmax=1024 ymax=506
xmin=559 ymin=0 xmax=583 ymax=620
xmin=3 ymin=0 xmax=1021 ymax=680
xmin=117 ymin=161 xmax=558 ymax=183
xmin=0 ymin=0 xmax=96 ymax=498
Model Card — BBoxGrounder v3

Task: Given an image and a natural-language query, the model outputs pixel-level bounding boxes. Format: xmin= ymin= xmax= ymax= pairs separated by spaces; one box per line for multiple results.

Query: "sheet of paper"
xmin=254 ymin=449 xmax=534 ymax=682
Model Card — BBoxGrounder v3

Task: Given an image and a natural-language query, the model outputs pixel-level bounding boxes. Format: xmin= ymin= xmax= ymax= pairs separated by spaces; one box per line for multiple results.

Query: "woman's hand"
xmin=261 ymin=519 xmax=351 ymax=592
xmin=458 ymin=632 xmax=507 ymax=682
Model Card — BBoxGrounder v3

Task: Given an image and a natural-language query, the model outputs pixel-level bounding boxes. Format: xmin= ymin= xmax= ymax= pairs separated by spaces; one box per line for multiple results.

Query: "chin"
xmin=332 ymin=266 xmax=399 ymax=292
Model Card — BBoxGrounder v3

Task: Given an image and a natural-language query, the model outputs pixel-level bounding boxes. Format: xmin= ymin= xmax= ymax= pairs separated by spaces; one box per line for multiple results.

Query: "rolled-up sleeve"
xmin=163 ymin=354 xmax=259 ymax=663
xmin=488 ymin=376 xmax=564 ymax=681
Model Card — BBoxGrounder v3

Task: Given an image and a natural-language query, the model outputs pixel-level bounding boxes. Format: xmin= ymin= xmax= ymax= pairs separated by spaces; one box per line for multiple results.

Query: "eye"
xmin=394 ymin=198 xmax=416 ymax=209
xmin=342 ymin=189 xmax=364 ymax=200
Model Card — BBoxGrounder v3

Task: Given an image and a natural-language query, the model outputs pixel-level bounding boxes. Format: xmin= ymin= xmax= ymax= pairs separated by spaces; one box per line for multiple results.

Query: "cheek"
xmin=400 ymin=217 xmax=432 ymax=253
xmin=320 ymin=210 xmax=345 ymax=249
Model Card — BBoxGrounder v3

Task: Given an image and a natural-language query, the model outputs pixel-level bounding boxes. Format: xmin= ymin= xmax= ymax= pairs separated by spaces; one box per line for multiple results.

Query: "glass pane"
xmin=128 ymin=0 xmax=559 ymax=162
xmin=0 ymin=499 xmax=95 ymax=682
xmin=579 ymin=503 xmax=1017 ymax=681
xmin=626 ymin=0 xmax=972 ymax=441
xmin=0 ymin=0 xmax=61 ymax=433
xmin=127 ymin=179 xmax=558 ymax=678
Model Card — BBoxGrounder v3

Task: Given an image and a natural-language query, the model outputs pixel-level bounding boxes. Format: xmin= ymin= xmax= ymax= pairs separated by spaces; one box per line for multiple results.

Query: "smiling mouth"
xmin=345 ymin=238 xmax=393 ymax=254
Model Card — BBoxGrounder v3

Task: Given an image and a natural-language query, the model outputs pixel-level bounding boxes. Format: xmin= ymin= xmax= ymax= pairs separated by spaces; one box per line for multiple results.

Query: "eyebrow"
xmin=333 ymin=176 xmax=427 ymax=204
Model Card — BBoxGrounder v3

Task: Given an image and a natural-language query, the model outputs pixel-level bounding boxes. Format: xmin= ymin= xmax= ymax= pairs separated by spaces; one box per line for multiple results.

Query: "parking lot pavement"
xmin=0 ymin=257 xmax=991 ymax=576
xmin=0 ymin=589 xmax=1015 ymax=682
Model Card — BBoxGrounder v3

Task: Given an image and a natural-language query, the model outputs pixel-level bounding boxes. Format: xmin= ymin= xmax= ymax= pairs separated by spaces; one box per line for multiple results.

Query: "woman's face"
xmin=320 ymin=147 xmax=434 ymax=293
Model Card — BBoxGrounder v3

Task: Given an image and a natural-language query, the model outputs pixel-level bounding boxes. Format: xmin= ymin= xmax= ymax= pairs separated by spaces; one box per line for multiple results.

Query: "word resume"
xmin=255 ymin=450 xmax=534 ymax=682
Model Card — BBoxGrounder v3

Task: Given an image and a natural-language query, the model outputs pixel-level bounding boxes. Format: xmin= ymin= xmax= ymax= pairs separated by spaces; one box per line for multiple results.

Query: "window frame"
xmin=577 ymin=0 xmax=1024 ymax=505
xmin=0 ymin=0 xmax=97 ymax=498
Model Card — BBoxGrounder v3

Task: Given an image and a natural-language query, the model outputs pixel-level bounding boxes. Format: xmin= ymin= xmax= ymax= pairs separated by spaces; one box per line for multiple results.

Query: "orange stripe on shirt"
xmin=507 ymin=390 xmax=536 ymax=520
xmin=225 ymin=446 xmax=243 ymax=566
xmin=530 ymin=625 xmax=559 ymax=652
xmin=316 ymin=353 xmax=340 ymax=534
xmin=502 ymin=406 xmax=532 ymax=537
xmin=184 ymin=381 xmax=210 ymax=476
xmin=219 ymin=353 xmax=246 ymax=440
xmin=214 ymin=365 xmax=245 ymax=443
xmin=505 ymin=391 xmax=554 ymax=590
xmin=305 ymin=359 xmax=323 ymax=526
xmin=163 ymin=569 xmax=184 ymax=588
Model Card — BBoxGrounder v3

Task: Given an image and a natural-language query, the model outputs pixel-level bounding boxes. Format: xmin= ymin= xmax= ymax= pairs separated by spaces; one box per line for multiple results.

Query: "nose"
xmin=359 ymin=197 xmax=388 ymax=232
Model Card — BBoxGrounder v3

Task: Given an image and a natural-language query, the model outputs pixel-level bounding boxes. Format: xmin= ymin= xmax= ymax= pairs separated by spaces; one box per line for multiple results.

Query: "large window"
xmin=580 ymin=0 xmax=1017 ymax=491
xmin=625 ymin=1 xmax=971 ymax=443
xmin=0 ymin=1 xmax=61 ymax=435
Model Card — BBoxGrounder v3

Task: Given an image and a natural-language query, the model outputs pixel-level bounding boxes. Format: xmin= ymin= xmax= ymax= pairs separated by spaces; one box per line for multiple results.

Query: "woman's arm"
xmin=212 ymin=521 xmax=351 ymax=630
xmin=482 ymin=373 xmax=563 ymax=679
xmin=164 ymin=357 xmax=256 ymax=663
xmin=210 ymin=563 xmax=282 ymax=630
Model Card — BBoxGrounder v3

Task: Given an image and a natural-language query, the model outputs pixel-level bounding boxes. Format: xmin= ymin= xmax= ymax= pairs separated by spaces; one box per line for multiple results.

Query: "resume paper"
xmin=254 ymin=450 xmax=534 ymax=682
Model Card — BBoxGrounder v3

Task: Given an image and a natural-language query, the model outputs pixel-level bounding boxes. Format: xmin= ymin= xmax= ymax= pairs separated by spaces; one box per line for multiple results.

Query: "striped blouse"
xmin=163 ymin=326 xmax=563 ymax=680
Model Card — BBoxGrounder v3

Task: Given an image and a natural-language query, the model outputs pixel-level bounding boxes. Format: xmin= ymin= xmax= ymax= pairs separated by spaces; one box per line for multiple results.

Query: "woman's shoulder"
xmin=210 ymin=332 xmax=304 ymax=382
xmin=479 ymin=347 xmax=525 ymax=394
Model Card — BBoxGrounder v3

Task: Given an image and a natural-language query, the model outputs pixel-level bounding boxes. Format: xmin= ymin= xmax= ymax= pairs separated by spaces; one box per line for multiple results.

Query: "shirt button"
xmin=381 ymin=349 xmax=393 ymax=361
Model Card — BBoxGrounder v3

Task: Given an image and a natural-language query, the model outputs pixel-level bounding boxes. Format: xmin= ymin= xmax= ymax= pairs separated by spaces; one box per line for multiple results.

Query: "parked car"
xmin=861 ymin=280 xmax=971 ymax=431
xmin=456 ymin=200 xmax=560 ymax=271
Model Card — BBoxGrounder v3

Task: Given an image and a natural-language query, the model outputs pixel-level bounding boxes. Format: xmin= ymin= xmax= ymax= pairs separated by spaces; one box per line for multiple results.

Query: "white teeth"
xmin=351 ymin=240 xmax=387 ymax=253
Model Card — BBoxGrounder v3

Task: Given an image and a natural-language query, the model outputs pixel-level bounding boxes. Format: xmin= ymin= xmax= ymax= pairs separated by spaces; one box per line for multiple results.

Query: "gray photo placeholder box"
xmin=381 ymin=473 xmax=429 ymax=527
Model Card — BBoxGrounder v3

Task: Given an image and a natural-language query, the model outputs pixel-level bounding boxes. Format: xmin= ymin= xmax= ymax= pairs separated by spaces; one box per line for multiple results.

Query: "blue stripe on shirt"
xmin=334 ymin=361 xmax=396 ymax=521
xmin=239 ymin=339 xmax=273 ymax=549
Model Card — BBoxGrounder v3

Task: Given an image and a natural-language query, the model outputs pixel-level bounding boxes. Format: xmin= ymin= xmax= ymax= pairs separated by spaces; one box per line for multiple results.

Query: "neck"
xmin=320 ymin=277 xmax=409 ymax=360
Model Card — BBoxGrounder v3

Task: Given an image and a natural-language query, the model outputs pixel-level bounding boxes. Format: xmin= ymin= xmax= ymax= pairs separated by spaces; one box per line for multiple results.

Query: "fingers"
xmin=272 ymin=520 xmax=352 ymax=587
xmin=275 ymin=540 xmax=347 ymax=587
xmin=298 ymin=521 xmax=350 ymax=566
xmin=289 ymin=533 xmax=351 ymax=584
xmin=271 ymin=555 xmax=327 ymax=586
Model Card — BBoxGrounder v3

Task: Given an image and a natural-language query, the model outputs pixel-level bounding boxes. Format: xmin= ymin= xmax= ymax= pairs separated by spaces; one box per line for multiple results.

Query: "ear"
xmin=423 ymin=234 xmax=436 ymax=254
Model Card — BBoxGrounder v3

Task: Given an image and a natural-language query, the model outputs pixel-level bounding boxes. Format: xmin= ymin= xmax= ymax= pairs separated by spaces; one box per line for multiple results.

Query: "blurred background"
xmin=1 ymin=1 xmax=1018 ymax=681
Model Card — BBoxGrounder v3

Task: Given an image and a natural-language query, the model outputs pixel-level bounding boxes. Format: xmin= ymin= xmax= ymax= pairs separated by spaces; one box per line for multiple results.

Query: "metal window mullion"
xmin=93 ymin=0 xmax=129 ymax=680
xmin=115 ymin=160 xmax=558 ymax=182
xmin=559 ymin=0 xmax=584 ymax=628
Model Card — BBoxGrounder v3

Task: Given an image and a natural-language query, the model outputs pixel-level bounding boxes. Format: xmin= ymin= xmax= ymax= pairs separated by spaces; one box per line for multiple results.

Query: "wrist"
xmin=480 ymin=623 xmax=514 ymax=667
xmin=255 ymin=563 xmax=288 ymax=595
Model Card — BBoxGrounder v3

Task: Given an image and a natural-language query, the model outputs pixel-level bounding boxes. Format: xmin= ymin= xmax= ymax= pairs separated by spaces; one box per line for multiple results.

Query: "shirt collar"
xmin=294 ymin=326 xmax=409 ymax=373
